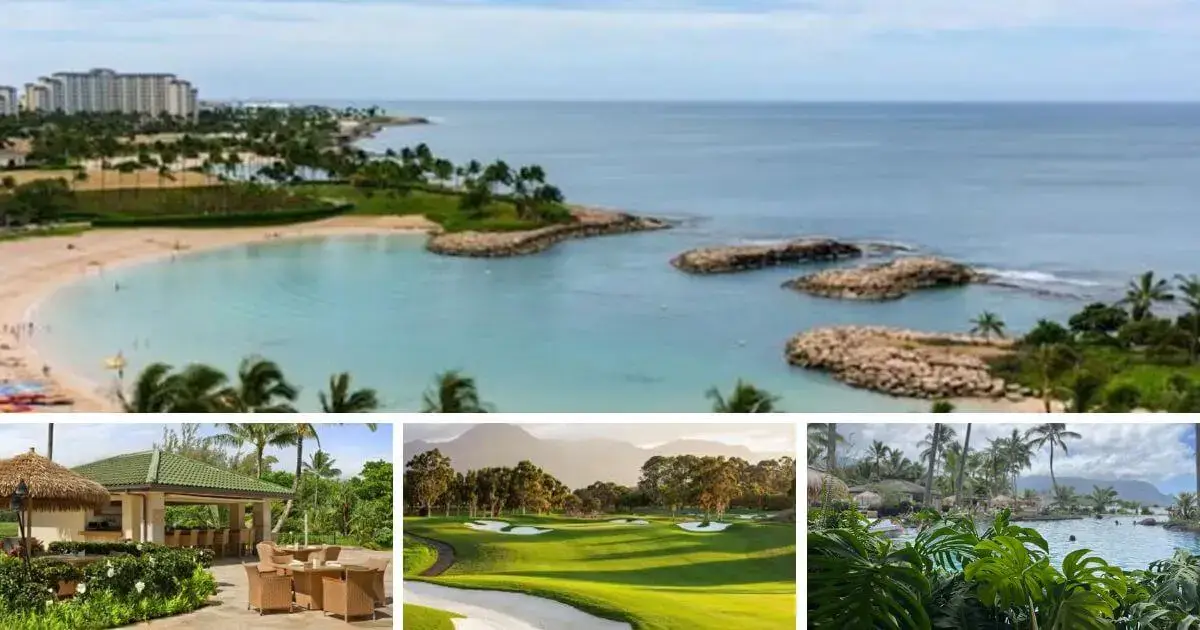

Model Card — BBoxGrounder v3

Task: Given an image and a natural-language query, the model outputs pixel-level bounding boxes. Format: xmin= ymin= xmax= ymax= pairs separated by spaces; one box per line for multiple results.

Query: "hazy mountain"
xmin=1016 ymin=476 xmax=1175 ymax=506
xmin=402 ymin=424 xmax=791 ymax=488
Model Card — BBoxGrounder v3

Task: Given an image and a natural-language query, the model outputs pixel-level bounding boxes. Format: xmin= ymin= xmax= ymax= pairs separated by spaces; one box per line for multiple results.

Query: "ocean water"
xmin=35 ymin=103 xmax=1200 ymax=411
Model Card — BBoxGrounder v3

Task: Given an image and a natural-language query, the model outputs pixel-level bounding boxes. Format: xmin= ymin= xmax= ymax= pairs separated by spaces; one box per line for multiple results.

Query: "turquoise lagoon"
xmin=34 ymin=103 xmax=1200 ymax=411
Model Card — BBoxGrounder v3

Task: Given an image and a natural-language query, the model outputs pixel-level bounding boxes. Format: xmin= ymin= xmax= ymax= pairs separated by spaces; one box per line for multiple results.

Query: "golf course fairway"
xmin=403 ymin=515 xmax=797 ymax=630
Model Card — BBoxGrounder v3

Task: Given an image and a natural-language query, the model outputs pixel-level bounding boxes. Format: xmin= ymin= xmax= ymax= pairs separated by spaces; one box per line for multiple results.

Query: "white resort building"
xmin=18 ymin=68 xmax=199 ymax=119
xmin=0 ymin=85 xmax=16 ymax=116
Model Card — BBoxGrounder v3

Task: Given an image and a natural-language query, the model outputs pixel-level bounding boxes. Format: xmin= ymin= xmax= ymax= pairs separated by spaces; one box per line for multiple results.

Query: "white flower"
xmin=135 ymin=581 xmax=145 ymax=594
xmin=107 ymin=568 xmax=115 ymax=578
xmin=45 ymin=600 xmax=54 ymax=607
xmin=47 ymin=587 xmax=54 ymax=594
xmin=149 ymin=556 xmax=156 ymax=566
xmin=77 ymin=583 xmax=87 ymax=595
xmin=136 ymin=543 xmax=143 ymax=551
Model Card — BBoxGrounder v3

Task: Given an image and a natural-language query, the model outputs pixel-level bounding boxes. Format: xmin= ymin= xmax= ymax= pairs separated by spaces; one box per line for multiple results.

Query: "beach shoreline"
xmin=2 ymin=215 xmax=1046 ymax=414
xmin=0 ymin=215 xmax=438 ymax=412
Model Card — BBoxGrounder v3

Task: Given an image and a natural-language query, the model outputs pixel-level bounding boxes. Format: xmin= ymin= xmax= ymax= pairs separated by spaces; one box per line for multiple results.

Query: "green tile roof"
xmin=73 ymin=451 xmax=292 ymax=498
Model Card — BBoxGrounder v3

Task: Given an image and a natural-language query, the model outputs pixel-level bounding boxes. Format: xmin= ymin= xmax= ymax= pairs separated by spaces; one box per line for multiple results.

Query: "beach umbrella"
xmin=854 ymin=490 xmax=883 ymax=509
xmin=0 ymin=448 xmax=111 ymax=512
xmin=807 ymin=468 xmax=849 ymax=503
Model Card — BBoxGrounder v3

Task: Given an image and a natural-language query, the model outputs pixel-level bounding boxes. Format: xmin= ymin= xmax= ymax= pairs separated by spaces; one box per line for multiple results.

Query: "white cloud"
xmin=826 ymin=423 xmax=1197 ymax=492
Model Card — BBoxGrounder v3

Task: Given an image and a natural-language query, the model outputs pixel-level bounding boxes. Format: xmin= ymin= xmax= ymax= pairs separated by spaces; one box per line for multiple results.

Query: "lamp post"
xmin=10 ymin=478 xmax=29 ymax=570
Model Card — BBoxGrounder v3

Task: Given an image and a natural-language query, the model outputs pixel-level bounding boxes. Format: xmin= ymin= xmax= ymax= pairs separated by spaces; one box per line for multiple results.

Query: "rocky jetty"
xmin=785 ymin=326 xmax=1018 ymax=399
xmin=426 ymin=208 xmax=669 ymax=258
xmin=783 ymin=256 xmax=984 ymax=300
xmin=670 ymin=238 xmax=861 ymax=274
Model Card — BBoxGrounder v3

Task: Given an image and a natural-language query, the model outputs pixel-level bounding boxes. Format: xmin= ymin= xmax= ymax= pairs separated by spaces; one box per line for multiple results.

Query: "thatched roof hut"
xmin=854 ymin=490 xmax=883 ymax=509
xmin=807 ymin=468 xmax=849 ymax=503
xmin=991 ymin=495 xmax=1014 ymax=507
xmin=0 ymin=448 xmax=111 ymax=512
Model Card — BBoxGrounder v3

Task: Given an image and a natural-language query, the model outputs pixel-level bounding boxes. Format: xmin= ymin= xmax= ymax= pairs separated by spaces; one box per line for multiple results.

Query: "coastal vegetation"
xmin=0 ymin=107 xmax=580 ymax=235
xmin=404 ymin=449 xmax=797 ymax=630
xmin=988 ymin=271 xmax=1200 ymax=412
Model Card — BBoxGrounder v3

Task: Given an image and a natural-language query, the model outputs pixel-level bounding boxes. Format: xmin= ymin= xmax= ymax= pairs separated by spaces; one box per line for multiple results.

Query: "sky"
xmin=0 ymin=422 xmax=392 ymax=478
xmin=825 ymin=423 xmax=1199 ymax=494
xmin=404 ymin=422 xmax=795 ymax=454
xmin=2 ymin=0 xmax=1200 ymax=101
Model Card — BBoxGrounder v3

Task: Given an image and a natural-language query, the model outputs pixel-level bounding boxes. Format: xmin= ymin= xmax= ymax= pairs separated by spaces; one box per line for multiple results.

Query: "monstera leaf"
xmin=808 ymin=529 xmax=932 ymax=630
xmin=966 ymin=536 xmax=1057 ymax=614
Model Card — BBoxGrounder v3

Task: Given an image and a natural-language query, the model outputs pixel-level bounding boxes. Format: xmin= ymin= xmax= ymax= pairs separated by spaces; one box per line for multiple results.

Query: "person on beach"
xmin=42 ymin=365 xmax=50 ymax=378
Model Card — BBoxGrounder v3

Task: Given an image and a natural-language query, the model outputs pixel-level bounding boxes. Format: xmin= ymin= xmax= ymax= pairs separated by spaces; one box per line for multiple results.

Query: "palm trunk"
xmin=924 ymin=423 xmax=940 ymax=506
xmin=272 ymin=435 xmax=304 ymax=534
xmin=1049 ymin=447 xmax=1057 ymax=493
xmin=1194 ymin=424 xmax=1199 ymax=499
xmin=47 ymin=424 xmax=54 ymax=461
xmin=826 ymin=424 xmax=837 ymax=471
xmin=955 ymin=423 xmax=971 ymax=505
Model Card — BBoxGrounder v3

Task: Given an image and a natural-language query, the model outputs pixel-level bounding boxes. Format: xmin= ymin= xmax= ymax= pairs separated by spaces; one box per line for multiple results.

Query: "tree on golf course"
xmin=404 ymin=448 xmax=455 ymax=516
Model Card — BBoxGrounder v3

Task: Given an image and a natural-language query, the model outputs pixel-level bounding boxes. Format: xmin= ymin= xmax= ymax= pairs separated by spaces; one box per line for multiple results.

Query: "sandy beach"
xmin=0 ymin=215 xmax=438 ymax=412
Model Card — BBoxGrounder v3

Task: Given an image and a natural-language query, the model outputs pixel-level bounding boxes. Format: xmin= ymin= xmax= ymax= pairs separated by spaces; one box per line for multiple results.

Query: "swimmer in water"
xmin=1069 ymin=535 xmax=1076 ymax=542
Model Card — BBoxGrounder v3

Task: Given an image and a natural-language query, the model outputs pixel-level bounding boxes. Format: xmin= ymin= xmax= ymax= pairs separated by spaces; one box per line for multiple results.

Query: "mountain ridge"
xmin=1016 ymin=475 xmax=1174 ymax=506
xmin=403 ymin=424 xmax=792 ymax=488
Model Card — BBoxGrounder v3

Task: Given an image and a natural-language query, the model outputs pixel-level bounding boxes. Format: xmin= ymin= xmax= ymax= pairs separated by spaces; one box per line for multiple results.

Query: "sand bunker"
xmin=677 ymin=521 xmax=732 ymax=532
xmin=405 ymin=581 xmax=632 ymax=630
xmin=607 ymin=519 xmax=650 ymax=525
xmin=465 ymin=520 xmax=552 ymax=536
xmin=735 ymin=514 xmax=764 ymax=520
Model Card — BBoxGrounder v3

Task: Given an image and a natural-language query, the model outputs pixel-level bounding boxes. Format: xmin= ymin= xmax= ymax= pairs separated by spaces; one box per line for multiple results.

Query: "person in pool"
xmin=1069 ymin=535 xmax=1076 ymax=542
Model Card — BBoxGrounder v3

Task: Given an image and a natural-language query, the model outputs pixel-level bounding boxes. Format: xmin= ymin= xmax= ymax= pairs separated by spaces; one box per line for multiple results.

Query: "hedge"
xmin=46 ymin=542 xmax=213 ymax=568
xmin=90 ymin=203 xmax=351 ymax=228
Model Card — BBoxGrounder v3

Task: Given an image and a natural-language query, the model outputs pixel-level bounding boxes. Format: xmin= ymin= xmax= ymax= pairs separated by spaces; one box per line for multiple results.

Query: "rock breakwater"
xmin=783 ymin=256 xmax=984 ymax=300
xmin=785 ymin=326 xmax=1018 ymax=399
xmin=426 ymin=208 xmax=669 ymax=257
xmin=671 ymin=238 xmax=862 ymax=274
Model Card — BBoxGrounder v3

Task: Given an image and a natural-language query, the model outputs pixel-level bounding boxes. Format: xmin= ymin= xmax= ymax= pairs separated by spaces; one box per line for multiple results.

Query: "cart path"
xmin=405 ymin=532 xmax=456 ymax=576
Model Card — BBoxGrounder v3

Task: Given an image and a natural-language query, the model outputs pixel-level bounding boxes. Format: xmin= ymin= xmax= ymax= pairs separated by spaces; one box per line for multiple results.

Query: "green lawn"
xmin=0 ymin=225 xmax=90 ymax=242
xmin=403 ymin=535 xmax=439 ymax=576
xmin=404 ymin=514 xmax=796 ymax=630
xmin=0 ymin=522 xmax=16 ymax=537
xmin=403 ymin=603 xmax=462 ymax=630
xmin=300 ymin=183 xmax=569 ymax=233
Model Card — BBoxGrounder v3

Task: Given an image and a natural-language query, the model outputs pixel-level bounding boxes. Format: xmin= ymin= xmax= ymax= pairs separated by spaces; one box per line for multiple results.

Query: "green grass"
xmin=403 ymin=535 xmax=439 ymax=576
xmin=300 ymin=183 xmax=569 ymax=233
xmin=992 ymin=344 xmax=1200 ymax=409
xmin=404 ymin=514 xmax=796 ymax=630
xmin=403 ymin=603 xmax=462 ymax=630
xmin=0 ymin=522 xmax=16 ymax=537
xmin=0 ymin=224 xmax=90 ymax=242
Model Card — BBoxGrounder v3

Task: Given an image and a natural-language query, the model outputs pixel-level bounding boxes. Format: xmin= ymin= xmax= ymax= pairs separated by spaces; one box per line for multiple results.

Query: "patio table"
xmin=289 ymin=563 xmax=365 ymax=611
xmin=279 ymin=545 xmax=323 ymax=562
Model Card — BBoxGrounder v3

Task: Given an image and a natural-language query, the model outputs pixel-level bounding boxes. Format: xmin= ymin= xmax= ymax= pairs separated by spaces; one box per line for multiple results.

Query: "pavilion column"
xmin=252 ymin=500 xmax=272 ymax=543
xmin=227 ymin=502 xmax=245 ymax=532
xmin=120 ymin=495 xmax=143 ymax=542
xmin=145 ymin=493 xmax=166 ymax=544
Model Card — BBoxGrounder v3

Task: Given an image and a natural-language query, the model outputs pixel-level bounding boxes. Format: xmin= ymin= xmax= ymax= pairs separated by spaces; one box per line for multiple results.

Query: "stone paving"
xmin=140 ymin=548 xmax=394 ymax=629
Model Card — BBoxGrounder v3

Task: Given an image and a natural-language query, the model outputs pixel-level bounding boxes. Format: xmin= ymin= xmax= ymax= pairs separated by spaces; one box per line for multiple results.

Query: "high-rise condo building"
xmin=19 ymin=68 xmax=199 ymax=119
xmin=0 ymin=86 xmax=17 ymax=116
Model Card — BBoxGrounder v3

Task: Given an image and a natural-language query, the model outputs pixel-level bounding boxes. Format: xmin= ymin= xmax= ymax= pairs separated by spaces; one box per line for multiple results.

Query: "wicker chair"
xmin=361 ymin=557 xmax=390 ymax=605
xmin=323 ymin=545 xmax=342 ymax=562
xmin=322 ymin=569 xmax=378 ymax=622
xmin=270 ymin=554 xmax=296 ymax=576
xmin=256 ymin=542 xmax=277 ymax=560
xmin=243 ymin=563 xmax=294 ymax=615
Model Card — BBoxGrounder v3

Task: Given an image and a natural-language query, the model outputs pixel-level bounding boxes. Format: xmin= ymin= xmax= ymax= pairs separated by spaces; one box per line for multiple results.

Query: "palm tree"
xmin=1088 ymin=485 xmax=1118 ymax=515
xmin=1060 ymin=368 xmax=1108 ymax=413
xmin=304 ymin=450 xmax=341 ymax=479
xmin=273 ymin=421 xmax=377 ymax=534
xmin=969 ymin=311 xmax=1006 ymax=340
xmin=118 ymin=362 xmax=180 ymax=412
xmin=920 ymin=424 xmax=955 ymax=505
xmin=1051 ymin=484 xmax=1080 ymax=512
xmin=47 ymin=424 xmax=54 ymax=461
xmin=1176 ymin=274 xmax=1200 ymax=363
xmin=866 ymin=441 xmax=890 ymax=479
xmin=807 ymin=424 xmax=843 ymax=468
xmin=705 ymin=380 xmax=779 ymax=413
xmin=318 ymin=372 xmax=379 ymax=412
xmin=1120 ymin=270 xmax=1173 ymax=321
xmin=1032 ymin=343 xmax=1076 ymax=413
xmin=954 ymin=423 xmax=972 ymax=506
xmin=422 ymin=370 xmax=490 ymax=413
xmin=169 ymin=364 xmax=230 ymax=412
xmin=1025 ymin=423 xmax=1082 ymax=493
xmin=210 ymin=423 xmax=294 ymax=478
xmin=219 ymin=356 xmax=297 ymax=413
xmin=827 ymin=423 xmax=836 ymax=472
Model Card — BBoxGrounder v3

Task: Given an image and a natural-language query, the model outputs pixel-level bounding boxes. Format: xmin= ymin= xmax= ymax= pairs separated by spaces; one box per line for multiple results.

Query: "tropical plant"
xmin=218 ymin=355 xmax=297 ymax=412
xmin=1087 ymin=485 xmax=1118 ymax=514
xmin=1120 ymin=270 xmax=1174 ymax=321
xmin=421 ymin=370 xmax=490 ymax=413
xmin=318 ymin=372 xmax=380 ymax=412
xmin=210 ymin=423 xmax=294 ymax=478
xmin=1025 ymin=424 xmax=1081 ymax=493
xmin=969 ymin=311 xmax=1006 ymax=340
xmin=1177 ymin=274 xmax=1200 ymax=363
xmin=705 ymin=380 xmax=779 ymax=413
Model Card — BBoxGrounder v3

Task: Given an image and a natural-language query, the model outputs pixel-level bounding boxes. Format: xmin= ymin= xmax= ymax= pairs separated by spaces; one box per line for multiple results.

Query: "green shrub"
xmin=45 ymin=542 xmax=212 ymax=568
xmin=90 ymin=203 xmax=349 ymax=228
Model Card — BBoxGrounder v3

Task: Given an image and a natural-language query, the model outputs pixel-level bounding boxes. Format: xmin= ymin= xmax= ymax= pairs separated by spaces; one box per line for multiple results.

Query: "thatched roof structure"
xmin=807 ymin=468 xmax=849 ymax=503
xmin=854 ymin=490 xmax=883 ymax=508
xmin=0 ymin=448 xmax=111 ymax=512
xmin=991 ymin=495 xmax=1014 ymax=506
